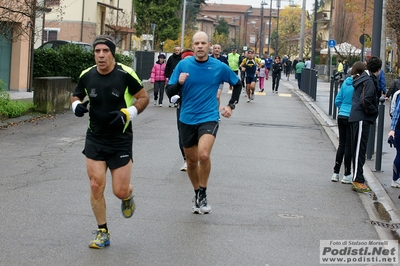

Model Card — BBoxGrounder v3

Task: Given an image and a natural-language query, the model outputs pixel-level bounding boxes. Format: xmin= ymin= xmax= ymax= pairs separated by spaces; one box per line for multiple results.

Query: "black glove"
xmin=75 ymin=101 xmax=89 ymax=117
xmin=109 ymin=110 xmax=127 ymax=127
xmin=388 ymin=136 xmax=396 ymax=148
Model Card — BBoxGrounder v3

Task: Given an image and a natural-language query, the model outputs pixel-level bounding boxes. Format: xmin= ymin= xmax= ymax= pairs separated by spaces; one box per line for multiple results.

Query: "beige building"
xmin=1 ymin=0 xmax=134 ymax=92
xmin=44 ymin=0 xmax=135 ymax=51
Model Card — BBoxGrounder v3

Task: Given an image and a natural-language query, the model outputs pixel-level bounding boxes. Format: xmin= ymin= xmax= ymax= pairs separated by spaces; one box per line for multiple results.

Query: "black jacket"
xmin=272 ymin=62 xmax=283 ymax=74
xmin=348 ymin=70 xmax=379 ymax=123
xmin=165 ymin=53 xmax=182 ymax=79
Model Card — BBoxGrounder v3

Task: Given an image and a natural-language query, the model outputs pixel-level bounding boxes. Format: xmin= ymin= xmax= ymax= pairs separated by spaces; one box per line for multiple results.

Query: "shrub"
xmin=0 ymin=80 xmax=35 ymax=118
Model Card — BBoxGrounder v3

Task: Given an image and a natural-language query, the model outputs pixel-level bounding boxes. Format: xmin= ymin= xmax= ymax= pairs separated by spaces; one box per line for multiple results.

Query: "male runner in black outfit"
xmin=70 ymin=35 xmax=149 ymax=249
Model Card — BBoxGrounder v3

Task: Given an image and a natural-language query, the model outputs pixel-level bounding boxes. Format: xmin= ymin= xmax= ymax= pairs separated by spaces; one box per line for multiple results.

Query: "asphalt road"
xmin=0 ymin=78 xmax=393 ymax=266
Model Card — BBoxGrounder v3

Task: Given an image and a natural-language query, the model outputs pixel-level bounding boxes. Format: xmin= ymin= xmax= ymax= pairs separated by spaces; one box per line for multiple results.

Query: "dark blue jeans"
xmin=296 ymin=73 xmax=302 ymax=89
xmin=393 ymin=129 xmax=400 ymax=181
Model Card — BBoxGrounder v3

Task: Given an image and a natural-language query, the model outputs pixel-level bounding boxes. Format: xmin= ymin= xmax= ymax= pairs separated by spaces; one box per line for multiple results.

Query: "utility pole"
xmin=275 ymin=0 xmax=281 ymax=55
xmin=371 ymin=0 xmax=383 ymax=57
xmin=299 ymin=0 xmax=306 ymax=60
xmin=380 ymin=0 xmax=387 ymax=68
xmin=327 ymin=0 xmax=333 ymax=77
xmin=259 ymin=1 xmax=268 ymax=56
xmin=360 ymin=0 xmax=367 ymax=62
xmin=267 ymin=0 xmax=273 ymax=55
xmin=311 ymin=0 xmax=318 ymax=68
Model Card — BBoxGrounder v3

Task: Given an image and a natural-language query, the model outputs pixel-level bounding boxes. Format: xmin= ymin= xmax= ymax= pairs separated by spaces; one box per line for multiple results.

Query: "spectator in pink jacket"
xmin=258 ymin=60 xmax=268 ymax=92
xmin=151 ymin=54 xmax=167 ymax=107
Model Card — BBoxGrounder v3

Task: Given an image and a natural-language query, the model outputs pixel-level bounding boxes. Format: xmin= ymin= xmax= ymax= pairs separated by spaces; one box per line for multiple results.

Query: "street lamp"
xmin=181 ymin=0 xmax=187 ymax=49
xmin=259 ymin=1 xmax=268 ymax=56
xmin=150 ymin=23 xmax=156 ymax=51
xmin=299 ymin=0 xmax=306 ymax=60
xmin=233 ymin=16 xmax=241 ymax=50
xmin=243 ymin=7 xmax=253 ymax=48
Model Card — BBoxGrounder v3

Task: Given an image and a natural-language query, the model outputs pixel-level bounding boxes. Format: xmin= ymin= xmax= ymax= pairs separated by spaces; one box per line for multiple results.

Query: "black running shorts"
xmin=180 ymin=121 xmax=219 ymax=148
xmin=83 ymin=142 xmax=132 ymax=170
xmin=245 ymin=77 xmax=257 ymax=84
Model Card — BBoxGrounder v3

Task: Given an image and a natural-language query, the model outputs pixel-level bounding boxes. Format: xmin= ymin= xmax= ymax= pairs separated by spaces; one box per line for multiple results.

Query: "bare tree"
xmin=0 ymin=0 xmax=63 ymax=43
xmin=104 ymin=8 xmax=134 ymax=48
xmin=387 ymin=0 xmax=400 ymax=70
xmin=332 ymin=1 xmax=353 ymax=56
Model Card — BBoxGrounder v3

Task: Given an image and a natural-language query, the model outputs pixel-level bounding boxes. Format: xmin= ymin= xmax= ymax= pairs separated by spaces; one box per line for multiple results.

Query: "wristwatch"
xmin=228 ymin=103 xmax=236 ymax=110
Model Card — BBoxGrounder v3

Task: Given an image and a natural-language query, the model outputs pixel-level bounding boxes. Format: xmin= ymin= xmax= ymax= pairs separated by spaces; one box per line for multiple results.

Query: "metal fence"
xmin=300 ymin=68 xmax=318 ymax=100
xmin=134 ymin=51 xmax=155 ymax=80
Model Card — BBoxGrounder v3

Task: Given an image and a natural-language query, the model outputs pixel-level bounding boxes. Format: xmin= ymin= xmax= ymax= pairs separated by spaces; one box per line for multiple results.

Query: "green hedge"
xmin=34 ymin=44 xmax=134 ymax=83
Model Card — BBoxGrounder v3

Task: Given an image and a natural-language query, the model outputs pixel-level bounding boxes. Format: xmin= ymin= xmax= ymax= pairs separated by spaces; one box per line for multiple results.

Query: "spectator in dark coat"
xmin=165 ymin=46 xmax=182 ymax=107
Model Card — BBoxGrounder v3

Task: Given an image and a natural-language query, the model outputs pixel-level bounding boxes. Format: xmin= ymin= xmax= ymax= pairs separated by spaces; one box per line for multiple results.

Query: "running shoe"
xmin=197 ymin=194 xmax=212 ymax=214
xmin=89 ymin=229 xmax=110 ymax=249
xmin=159 ymin=104 xmax=163 ymax=107
xmin=180 ymin=161 xmax=187 ymax=171
xmin=121 ymin=195 xmax=135 ymax=218
xmin=352 ymin=181 xmax=371 ymax=193
xmin=192 ymin=194 xmax=200 ymax=214
xmin=154 ymin=100 xmax=157 ymax=105
xmin=391 ymin=179 xmax=400 ymax=188
xmin=341 ymin=175 xmax=353 ymax=184
xmin=250 ymin=93 xmax=254 ymax=100
xmin=331 ymin=173 xmax=339 ymax=182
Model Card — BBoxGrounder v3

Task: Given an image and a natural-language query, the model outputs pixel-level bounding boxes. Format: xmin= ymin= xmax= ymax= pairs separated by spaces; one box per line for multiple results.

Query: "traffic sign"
xmin=328 ymin=39 xmax=336 ymax=48
xmin=359 ymin=34 xmax=371 ymax=45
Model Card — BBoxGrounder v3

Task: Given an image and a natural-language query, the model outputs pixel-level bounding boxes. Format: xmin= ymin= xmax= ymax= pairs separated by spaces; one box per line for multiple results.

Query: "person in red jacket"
xmin=151 ymin=54 xmax=167 ymax=107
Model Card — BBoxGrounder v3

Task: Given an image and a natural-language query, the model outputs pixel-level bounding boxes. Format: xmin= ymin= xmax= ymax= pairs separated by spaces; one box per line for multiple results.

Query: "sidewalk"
xmin=7 ymin=91 xmax=34 ymax=100
xmin=282 ymin=77 xmax=400 ymax=231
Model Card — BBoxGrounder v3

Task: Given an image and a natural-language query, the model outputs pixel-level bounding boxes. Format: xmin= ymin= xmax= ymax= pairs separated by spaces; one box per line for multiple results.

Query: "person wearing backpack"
xmin=331 ymin=62 xmax=366 ymax=184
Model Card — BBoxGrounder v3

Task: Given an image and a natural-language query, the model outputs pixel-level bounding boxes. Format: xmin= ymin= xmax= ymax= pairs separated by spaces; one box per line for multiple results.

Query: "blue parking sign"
xmin=328 ymin=39 xmax=336 ymax=48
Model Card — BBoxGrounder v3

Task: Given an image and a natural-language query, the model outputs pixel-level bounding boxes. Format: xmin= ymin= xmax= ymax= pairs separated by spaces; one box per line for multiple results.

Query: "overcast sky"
xmin=205 ymin=0 xmax=315 ymax=12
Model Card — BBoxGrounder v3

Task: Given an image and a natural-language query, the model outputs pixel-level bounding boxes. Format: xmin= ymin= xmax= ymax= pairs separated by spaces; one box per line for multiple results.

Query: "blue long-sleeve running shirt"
xmin=168 ymin=56 xmax=239 ymax=125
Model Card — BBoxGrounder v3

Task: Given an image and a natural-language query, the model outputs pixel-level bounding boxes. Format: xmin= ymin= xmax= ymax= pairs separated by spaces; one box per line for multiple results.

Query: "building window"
xmin=46 ymin=0 xmax=60 ymax=6
xmin=44 ymin=28 xmax=59 ymax=42
xmin=250 ymin=35 xmax=256 ymax=44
